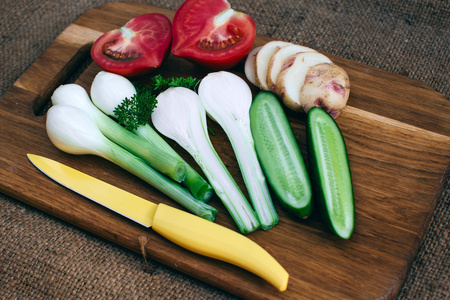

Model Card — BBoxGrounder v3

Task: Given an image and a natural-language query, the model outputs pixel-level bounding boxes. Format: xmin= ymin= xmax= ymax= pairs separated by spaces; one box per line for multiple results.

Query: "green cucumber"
xmin=249 ymin=91 xmax=312 ymax=218
xmin=307 ymin=107 xmax=354 ymax=239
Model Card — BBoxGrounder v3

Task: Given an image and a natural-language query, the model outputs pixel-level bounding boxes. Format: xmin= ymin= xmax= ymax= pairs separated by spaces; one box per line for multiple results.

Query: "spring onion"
xmin=198 ymin=71 xmax=279 ymax=230
xmin=51 ymin=84 xmax=186 ymax=182
xmin=89 ymin=71 xmax=213 ymax=202
xmin=151 ymin=87 xmax=260 ymax=234
xmin=45 ymin=104 xmax=217 ymax=221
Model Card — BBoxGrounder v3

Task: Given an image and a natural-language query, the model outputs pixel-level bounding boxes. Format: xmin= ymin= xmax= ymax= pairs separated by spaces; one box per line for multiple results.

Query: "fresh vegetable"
xmin=151 ymin=87 xmax=260 ymax=234
xmin=112 ymin=74 xmax=200 ymax=131
xmin=91 ymin=13 xmax=172 ymax=77
xmin=45 ymin=104 xmax=217 ymax=221
xmin=243 ymin=46 xmax=261 ymax=86
xmin=266 ymin=44 xmax=316 ymax=91
xmin=90 ymin=71 xmax=213 ymax=202
xmin=250 ymin=91 xmax=312 ymax=218
xmin=300 ymin=63 xmax=351 ymax=119
xmin=171 ymin=0 xmax=256 ymax=70
xmin=275 ymin=52 xmax=332 ymax=112
xmin=244 ymin=40 xmax=351 ymax=118
xmin=51 ymin=84 xmax=186 ymax=183
xmin=253 ymin=40 xmax=291 ymax=90
xmin=198 ymin=71 xmax=278 ymax=230
xmin=307 ymin=107 xmax=354 ymax=239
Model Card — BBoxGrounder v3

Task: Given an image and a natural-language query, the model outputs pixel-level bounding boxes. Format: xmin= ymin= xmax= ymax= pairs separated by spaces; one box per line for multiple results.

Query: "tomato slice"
xmin=171 ymin=0 xmax=256 ymax=70
xmin=90 ymin=14 xmax=172 ymax=77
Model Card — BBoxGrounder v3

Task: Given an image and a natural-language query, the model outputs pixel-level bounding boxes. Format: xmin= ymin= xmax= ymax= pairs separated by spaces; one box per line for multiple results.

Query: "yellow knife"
xmin=27 ymin=154 xmax=289 ymax=291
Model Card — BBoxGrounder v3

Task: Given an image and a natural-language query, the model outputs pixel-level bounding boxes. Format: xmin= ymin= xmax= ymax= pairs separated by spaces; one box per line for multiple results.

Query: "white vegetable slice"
xmin=198 ymin=71 xmax=279 ymax=230
xmin=255 ymin=40 xmax=292 ymax=90
xmin=267 ymin=44 xmax=316 ymax=92
xmin=275 ymin=52 xmax=332 ymax=111
xmin=244 ymin=46 xmax=261 ymax=86
xmin=152 ymin=87 xmax=261 ymax=234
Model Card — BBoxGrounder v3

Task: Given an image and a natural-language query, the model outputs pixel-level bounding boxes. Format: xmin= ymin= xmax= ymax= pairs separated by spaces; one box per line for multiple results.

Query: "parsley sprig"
xmin=114 ymin=75 xmax=199 ymax=131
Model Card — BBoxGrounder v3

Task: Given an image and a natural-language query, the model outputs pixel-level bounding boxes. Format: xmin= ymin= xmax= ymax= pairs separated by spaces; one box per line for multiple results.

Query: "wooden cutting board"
xmin=1 ymin=2 xmax=449 ymax=299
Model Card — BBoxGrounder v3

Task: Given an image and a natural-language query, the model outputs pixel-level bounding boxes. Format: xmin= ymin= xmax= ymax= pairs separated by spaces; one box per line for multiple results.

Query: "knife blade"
xmin=27 ymin=154 xmax=289 ymax=291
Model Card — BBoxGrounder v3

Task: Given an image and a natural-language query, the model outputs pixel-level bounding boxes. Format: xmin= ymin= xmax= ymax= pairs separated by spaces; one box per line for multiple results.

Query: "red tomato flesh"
xmin=91 ymin=14 xmax=172 ymax=77
xmin=171 ymin=0 xmax=256 ymax=70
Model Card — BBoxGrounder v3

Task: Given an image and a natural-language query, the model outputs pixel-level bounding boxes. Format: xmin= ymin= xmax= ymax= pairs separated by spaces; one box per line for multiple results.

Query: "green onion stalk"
xmin=51 ymin=84 xmax=186 ymax=183
xmin=151 ymin=87 xmax=260 ymax=234
xmin=45 ymin=104 xmax=217 ymax=221
xmin=198 ymin=71 xmax=279 ymax=230
xmin=89 ymin=71 xmax=213 ymax=202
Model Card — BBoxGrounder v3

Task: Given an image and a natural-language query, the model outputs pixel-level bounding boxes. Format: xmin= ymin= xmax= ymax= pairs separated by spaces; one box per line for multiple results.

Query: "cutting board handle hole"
xmin=33 ymin=44 xmax=93 ymax=116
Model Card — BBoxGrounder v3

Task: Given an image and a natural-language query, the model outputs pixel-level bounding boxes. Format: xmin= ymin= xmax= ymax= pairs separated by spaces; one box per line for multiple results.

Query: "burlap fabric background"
xmin=1 ymin=0 xmax=448 ymax=299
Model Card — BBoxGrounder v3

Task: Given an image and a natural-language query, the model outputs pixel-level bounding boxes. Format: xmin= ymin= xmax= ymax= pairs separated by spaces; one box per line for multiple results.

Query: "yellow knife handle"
xmin=152 ymin=203 xmax=289 ymax=291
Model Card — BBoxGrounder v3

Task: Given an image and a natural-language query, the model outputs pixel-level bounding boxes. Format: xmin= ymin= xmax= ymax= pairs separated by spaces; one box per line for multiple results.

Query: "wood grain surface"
xmin=1 ymin=2 xmax=449 ymax=299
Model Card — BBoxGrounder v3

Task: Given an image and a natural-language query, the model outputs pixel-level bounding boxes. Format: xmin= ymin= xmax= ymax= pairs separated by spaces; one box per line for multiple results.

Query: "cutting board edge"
xmin=1 ymin=2 xmax=449 ymax=300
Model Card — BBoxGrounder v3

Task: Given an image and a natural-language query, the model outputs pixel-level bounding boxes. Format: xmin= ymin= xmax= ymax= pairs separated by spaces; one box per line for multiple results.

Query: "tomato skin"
xmin=171 ymin=0 xmax=256 ymax=70
xmin=91 ymin=14 xmax=172 ymax=77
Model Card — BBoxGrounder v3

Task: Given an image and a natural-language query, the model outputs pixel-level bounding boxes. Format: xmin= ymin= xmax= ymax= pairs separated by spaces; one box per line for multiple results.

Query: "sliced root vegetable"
xmin=244 ymin=40 xmax=351 ymax=119
xmin=267 ymin=44 xmax=316 ymax=92
xmin=255 ymin=40 xmax=292 ymax=90
xmin=301 ymin=63 xmax=350 ymax=119
xmin=244 ymin=46 xmax=261 ymax=86
xmin=275 ymin=52 xmax=332 ymax=112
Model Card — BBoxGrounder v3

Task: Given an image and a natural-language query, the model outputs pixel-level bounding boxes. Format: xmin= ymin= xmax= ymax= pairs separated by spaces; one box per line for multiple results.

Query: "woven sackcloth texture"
xmin=0 ymin=0 xmax=448 ymax=299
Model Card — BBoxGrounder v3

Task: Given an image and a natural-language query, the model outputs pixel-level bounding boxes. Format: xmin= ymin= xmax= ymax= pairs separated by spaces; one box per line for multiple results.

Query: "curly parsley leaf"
xmin=150 ymin=75 xmax=200 ymax=94
xmin=113 ymin=75 xmax=200 ymax=131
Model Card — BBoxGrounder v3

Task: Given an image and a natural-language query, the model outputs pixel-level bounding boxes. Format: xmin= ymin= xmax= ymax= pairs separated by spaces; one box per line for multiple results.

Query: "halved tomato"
xmin=171 ymin=0 xmax=256 ymax=70
xmin=91 ymin=13 xmax=172 ymax=77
